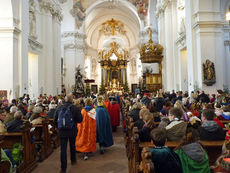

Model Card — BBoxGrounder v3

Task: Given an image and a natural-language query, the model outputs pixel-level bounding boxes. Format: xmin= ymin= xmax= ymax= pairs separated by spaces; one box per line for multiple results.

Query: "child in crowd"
xmin=138 ymin=112 xmax=155 ymax=142
xmin=166 ymin=107 xmax=187 ymax=141
xmin=150 ymin=128 xmax=183 ymax=173
xmin=134 ymin=108 xmax=149 ymax=130
xmin=175 ymin=123 xmax=210 ymax=173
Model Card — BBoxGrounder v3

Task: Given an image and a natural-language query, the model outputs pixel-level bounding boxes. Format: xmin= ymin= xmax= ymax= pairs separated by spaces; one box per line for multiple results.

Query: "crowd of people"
xmin=0 ymin=88 xmax=230 ymax=172
xmin=126 ymin=89 xmax=230 ymax=173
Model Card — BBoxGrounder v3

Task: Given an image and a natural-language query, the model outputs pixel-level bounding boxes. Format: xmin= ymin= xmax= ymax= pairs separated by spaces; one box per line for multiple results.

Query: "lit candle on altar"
xmin=118 ymin=81 xmax=119 ymax=87
xmin=110 ymin=81 xmax=111 ymax=87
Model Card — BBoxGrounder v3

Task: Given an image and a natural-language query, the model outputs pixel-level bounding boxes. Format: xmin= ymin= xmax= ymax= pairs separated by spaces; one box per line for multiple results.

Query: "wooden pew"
xmin=31 ymin=118 xmax=53 ymax=161
xmin=140 ymin=147 xmax=154 ymax=173
xmin=48 ymin=118 xmax=60 ymax=149
xmin=0 ymin=135 xmax=11 ymax=173
xmin=0 ymin=121 xmax=37 ymax=173
xmin=130 ymin=126 xmax=224 ymax=173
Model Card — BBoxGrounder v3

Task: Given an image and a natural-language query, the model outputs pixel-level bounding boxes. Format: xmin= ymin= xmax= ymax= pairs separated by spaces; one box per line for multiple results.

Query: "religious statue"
xmin=203 ymin=59 xmax=216 ymax=86
xmin=75 ymin=65 xmax=84 ymax=93
xmin=29 ymin=0 xmax=37 ymax=39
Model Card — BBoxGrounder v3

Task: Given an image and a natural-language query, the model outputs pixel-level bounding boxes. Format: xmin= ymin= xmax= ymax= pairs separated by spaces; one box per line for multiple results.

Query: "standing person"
xmin=109 ymin=97 xmax=120 ymax=132
xmin=75 ymin=98 xmax=96 ymax=160
xmin=96 ymin=96 xmax=114 ymax=154
xmin=54 ymin=94 xmax=83 ymax=173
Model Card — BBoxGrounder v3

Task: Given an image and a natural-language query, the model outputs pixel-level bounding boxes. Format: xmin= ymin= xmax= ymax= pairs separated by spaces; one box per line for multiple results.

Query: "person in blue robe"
xmin=96 ymin=96 xmax=114 ymax=154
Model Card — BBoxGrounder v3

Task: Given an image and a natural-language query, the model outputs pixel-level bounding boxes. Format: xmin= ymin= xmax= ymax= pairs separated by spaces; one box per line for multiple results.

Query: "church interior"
xmin=1 ymin=0 xmax=230 ymax=173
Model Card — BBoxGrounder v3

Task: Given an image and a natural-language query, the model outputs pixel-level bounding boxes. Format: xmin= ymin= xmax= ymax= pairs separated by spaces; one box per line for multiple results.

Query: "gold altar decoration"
xmin=140 ymin=27 xmax=164 ymax=92
xmin=99 ymin=18 xmax=126 ymax=36
xmin=99 ymin=42 xmax=129 ymax=93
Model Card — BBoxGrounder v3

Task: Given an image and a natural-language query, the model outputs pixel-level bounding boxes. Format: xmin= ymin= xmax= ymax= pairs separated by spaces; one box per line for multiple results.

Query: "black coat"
xmin=54 ymin=102 xmax=83 ymax=138
xmin=134 ymin=119 xmax=145 ymax=130
xmin=6 ymin=119 xmax=24 ymax=132
xmin=199 ymin=121 xmax=225 ymax=141
xmin=154 ymin=97 xmax=165 ymax=112
xmin=138 ymin=127 xmax=152 ymax=142
xmin=46 ymin=109 xmax=56 ymax=119
xmin=129 ymin=108 xmax=141 ymax=122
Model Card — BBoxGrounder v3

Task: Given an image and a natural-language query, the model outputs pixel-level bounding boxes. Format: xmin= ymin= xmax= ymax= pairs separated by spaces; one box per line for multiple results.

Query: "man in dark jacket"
xmin=6 ymin=111 xmax=24 ymax=132
xmin=199 ymin=109 xmax=225 ymax=140
xmin=54 ymin=94 xmax=83 ymax=173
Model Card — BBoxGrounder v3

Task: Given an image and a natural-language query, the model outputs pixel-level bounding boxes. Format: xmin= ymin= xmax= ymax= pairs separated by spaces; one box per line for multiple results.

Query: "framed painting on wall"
xmin=0 ymin=90 xmax=7 ymax=98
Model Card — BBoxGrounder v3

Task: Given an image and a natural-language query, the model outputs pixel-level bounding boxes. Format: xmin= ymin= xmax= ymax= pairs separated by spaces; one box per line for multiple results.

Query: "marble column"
xmin=39 ymin=1 xmax=54 ymax=95
xmin=52 ymin=5 xmax=63 ymax=95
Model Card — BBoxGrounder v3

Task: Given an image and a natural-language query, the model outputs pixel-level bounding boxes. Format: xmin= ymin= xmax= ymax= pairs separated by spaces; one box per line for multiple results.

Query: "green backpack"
xmin=12 ymin=143 xmax=23 ymax=165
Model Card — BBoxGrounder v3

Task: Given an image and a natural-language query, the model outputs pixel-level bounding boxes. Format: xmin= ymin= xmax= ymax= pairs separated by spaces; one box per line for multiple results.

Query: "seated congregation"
xmin=125 ymin=89 xmax=230 ymax=173
xmin=0 ymin=89 xmax=230 ymax=173
xmin=0 ymin=93 xmax=120 ymax=173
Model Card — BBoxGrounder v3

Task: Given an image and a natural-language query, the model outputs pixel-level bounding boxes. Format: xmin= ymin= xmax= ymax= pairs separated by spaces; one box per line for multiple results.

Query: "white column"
xmin=157 ymin=2 xmax=166 ymax=90
xmin=193 ymin=0 xmax=224 ymax=93
xmin=164 ymin=2 xmax=175 ymax=91
xmin=223 ymin=27 xmax=230 ymax=89
xmin=39 ymin=1 xmax=54 ymax=95
xmin=19 ymin=0 xmax=29 ymax=96
xmin=185 ymin=0 xmax=198 ymax=92
xmin=52 ymin=6 xmax=62 ymax=95
xmin=62 ymin=31 xmax=86 ymax=94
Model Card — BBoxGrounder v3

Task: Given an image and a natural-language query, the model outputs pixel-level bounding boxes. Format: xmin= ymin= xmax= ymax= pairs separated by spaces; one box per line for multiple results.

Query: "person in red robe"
xmin=104 ymin=95 xmax=111 ymax=113
xmin=75 ymin=98 xmax=96 ymax=160
xmin=109 ymin=97 xmax=120 ymax=132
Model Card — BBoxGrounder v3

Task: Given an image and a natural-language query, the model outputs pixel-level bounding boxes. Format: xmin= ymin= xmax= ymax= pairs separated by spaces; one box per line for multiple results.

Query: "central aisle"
xmin=32 ymin=126 xmax=128 ymax=173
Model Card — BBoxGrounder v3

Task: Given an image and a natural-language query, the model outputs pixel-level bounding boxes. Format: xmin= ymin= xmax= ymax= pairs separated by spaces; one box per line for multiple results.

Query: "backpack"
xmin=58 ymin=104 xmax=73 ymax=129
xmin=12 ymin=143 xmax=23 ymax=165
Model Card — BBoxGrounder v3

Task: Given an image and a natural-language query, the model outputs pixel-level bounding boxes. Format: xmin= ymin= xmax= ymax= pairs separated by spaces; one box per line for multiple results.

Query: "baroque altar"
xmin=98 ymin=42 xmax=128 ymax=92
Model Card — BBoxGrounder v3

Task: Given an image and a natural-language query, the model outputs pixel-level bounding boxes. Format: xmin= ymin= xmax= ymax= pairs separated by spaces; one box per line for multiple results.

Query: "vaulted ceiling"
xmin=84 ymin=0 xmax=142 ymax=52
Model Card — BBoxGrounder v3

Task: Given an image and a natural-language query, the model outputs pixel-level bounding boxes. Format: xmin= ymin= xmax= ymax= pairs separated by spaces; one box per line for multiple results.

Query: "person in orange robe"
xmin=75 ymin=98 xmax=96 ymax=160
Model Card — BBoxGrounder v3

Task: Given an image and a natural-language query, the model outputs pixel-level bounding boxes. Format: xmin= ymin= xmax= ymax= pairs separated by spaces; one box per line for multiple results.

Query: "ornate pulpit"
xmin=140 ymin=28 xmax=164 ymax=92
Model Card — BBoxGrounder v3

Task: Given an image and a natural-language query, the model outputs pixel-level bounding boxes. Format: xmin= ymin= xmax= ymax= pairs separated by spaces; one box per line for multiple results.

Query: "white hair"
xmin=10 ymin=106 xmax=17 ymax=114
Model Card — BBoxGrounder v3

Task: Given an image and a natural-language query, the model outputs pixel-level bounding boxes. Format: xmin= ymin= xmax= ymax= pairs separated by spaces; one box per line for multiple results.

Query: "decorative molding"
xmin=38 ymin=0 xmax=63 ymax=21
xmin=156 ymin=0 xmax=170 ymax=17
xmin=0 ymin=27 xmax=21 ymax=34
xmin=61 ymin=31 xmax=86 ymax=39
xmin=64 ymin=43 xmax=86 ymax=50
xmin=176 ymin=32 xmax=186 ymax=49
xmin=28 ymin=36 xmax=43 ymax=51
xmin=193 ymin=21 xmax=224 ymax=29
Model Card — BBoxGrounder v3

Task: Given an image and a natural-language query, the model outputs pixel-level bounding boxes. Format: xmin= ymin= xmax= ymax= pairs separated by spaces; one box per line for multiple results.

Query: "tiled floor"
xmin=32 ymin=127 xmax=128 ymax=173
